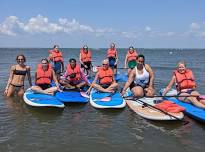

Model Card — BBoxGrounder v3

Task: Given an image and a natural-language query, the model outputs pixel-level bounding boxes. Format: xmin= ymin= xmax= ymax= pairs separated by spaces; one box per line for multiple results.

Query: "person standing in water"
xmin=79 ymin=45 xmax=92 ymax=77
xmin=124 ymin=46 xmax=138 ymax=75
xmin=4 ymin=54 xmax=32 ymax=97
xmin=107 ymin=43 xmax=118 ymax=75
xmin=48 ymin=45 xmax=64 ymax=79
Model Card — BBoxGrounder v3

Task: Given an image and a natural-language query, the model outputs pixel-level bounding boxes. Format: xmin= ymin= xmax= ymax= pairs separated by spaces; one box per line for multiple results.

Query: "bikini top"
xmin=13 ymin=66 xmax=27 ymax=76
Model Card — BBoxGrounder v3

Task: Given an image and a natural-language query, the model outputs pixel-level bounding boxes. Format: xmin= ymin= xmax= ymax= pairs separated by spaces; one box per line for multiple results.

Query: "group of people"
xmin=4 ymin=43 xmax=205 ymax=109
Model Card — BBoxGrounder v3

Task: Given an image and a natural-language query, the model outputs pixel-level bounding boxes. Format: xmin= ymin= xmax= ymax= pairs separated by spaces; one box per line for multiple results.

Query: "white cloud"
xmin=145 ymin=26 xmax=151 ymax=32
xmin=190 ymin=23 xmax=200 ymax=30
xmin=23 ymin=15 xmax=63 ymax=34
xmin=0 ymin=15 xmax=112 ymax=36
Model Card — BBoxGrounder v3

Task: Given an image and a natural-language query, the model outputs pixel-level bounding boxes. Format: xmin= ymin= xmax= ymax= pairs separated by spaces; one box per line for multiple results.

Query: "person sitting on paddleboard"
xmin=60 ymin=58 xmax=89 ymax=90
xmin=121 ymin=54 xmax=155 ymax=97
xmin=162 ymin=61 xmax=205 ymax=109
xmin=48 ymin=45 xmax=64 ymax=79
xmin=107 ymin=43 xmax=118 ymax=75
xmin=86 ymin=59 xmax=118 ymax=94
xmin=79 ymin=45 xmax=92 ymax=77
xmin=124 ymin=46 xmax=138 ymax=75
xmin=31 ymin=58 xmax=60 ymax=95
xmin=4 ymin=54 xmax=32 ymax=97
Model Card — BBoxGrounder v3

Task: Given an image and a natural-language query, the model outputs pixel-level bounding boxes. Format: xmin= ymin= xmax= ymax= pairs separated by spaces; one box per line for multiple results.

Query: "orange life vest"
xmin=66 ymin=64 xmax=81 ymax=81
xmin=98 ymin=67 xmax=113 ymax=84
xmin=127 ymin=50 xmax=138 ymax=62
xmin=36 ymin=64 xmax=52 ymax=84
xmin=174 ymin=69 xmax=196 ymax=91
xmin=80 ymin=49 xmax=92 ymax=62
xmin=107 ymin=48 xmax=117 ymax=58
xmin=51 ymin=51 xmax=63 ymax=62
xmin=155 ymin=100 xmax=185 ymax=113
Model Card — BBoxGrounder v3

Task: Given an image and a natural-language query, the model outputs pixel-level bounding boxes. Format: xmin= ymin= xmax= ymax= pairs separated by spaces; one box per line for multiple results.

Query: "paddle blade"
xmin=80 ymin=92 xmax=89 ymax=98
xmin=199 ymin=95 xmax=205 ymax=99
xmin=100 ymin=97 xmax=111 ymax=102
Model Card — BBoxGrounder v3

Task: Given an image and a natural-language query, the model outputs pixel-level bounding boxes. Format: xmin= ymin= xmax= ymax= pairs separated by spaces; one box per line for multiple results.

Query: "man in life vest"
xmin=79 ymin=45 xmax=92 ymax=76
xmin=87 ymin=59 xmax=118 ymax=94
xmin=60 ymin=58 xmax=89 ymax=90
xmin=124 ymin=46 xmax=138 ymax=75
xmin=107 ymin=43 xmax=118 ymax=75
xmin=31 ymin=58 xmax=60 ymax=95
xmin=48 ymin=45 xmax=64 ymax=78
xmin=162 ymin=61 xmax=205 ymax=109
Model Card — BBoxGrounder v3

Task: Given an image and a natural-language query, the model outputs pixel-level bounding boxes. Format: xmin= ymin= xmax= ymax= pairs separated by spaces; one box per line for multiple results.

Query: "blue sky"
xmin=0 ymin=0 xmax=205 ymax=48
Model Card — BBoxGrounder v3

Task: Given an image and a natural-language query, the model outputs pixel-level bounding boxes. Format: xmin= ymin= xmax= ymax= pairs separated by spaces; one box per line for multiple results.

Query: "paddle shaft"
xmin=136 ymin=98 xmax=189 ymax=124
xmin=145 ymin=95 xmax=202 ymax=98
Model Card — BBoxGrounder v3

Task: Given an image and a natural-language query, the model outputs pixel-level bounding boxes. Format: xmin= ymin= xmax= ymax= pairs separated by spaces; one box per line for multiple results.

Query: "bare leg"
xmin=179 ymin=92 xmax=205 ymax=109
xmin=106 ymin=82 xmax=118 ymax=92
xmin=76 ymin=82 xmax=87 ymax=89
xmin=31 ymin=86 xmax=56 ymax=95
xmin=6 ymin=85 xmax=15 ymax=97
xmin=131 ymin=86 xmax=144 ymax=97
xmin=17 ymin=87 xmax=25 ymax=97
xmin=93 ymin=84 xmax=113 ymax=93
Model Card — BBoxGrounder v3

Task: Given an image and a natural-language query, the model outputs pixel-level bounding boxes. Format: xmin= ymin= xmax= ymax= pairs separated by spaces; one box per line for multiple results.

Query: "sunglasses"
xmin=17 ymin=59 xmax=24 ymax=61
xmin=102 ymin=64 xmax=108 ymax=66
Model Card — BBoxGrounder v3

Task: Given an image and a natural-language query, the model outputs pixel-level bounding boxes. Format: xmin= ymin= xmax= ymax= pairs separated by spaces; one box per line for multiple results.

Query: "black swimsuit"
xmin=10 ymin=67 xmax=27 ymax=87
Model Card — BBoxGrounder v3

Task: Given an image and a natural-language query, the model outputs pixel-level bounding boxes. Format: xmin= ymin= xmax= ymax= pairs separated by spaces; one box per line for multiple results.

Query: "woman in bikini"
xmin=4 ymin=54 xmax=32 ymax=97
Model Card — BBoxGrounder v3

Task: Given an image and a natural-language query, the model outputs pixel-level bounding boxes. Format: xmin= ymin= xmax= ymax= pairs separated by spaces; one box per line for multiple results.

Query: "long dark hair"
xmin=16 ymin=54 xmax=26 ymax=62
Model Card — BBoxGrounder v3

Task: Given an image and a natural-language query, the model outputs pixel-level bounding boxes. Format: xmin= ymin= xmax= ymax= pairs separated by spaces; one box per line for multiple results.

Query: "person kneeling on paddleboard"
xmin=86 ymin=59 xmax=118 ymax=94
xmin=60 ymin=58 xmax=89 ymax=90
xmin=31 ymin=58 xmax=61 ymax=95
xmin=162 ymin=61 xmax=205 ymax=109
xmin=121 ymin=54 xmax=155 ymax=97
xmin=79 ymin=45 xmax=92 ymax=77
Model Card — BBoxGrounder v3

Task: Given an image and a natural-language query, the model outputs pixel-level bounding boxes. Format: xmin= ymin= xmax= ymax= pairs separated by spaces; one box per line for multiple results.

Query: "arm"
xmin=121 ymin=69 xmax=135 ymax=96
xmin=4 ymin=65 xmax=15 ymax=94
xmin=162 ymin=75 xmax=175 ymax=96
xmin=52 ymin=70 xmax=60 ymax=90
xmin=86 ymin=72 xmax=99 ymax=94
xmin=26 ymin=66 xmax=32 ymax=87
xmin=124 ymin=54 xmax=128 ymax=68
xmin=79 ymin=52 xmax=84 ymax=65
xmin=145 ymin=64 xmax=154 ymax=88
xmin=115 ymin=51 xmax=119 ymax=65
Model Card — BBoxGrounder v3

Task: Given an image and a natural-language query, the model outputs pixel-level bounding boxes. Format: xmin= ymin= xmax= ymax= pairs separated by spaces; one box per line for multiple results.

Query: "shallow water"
xmin=0 ymin=48 xmax=205 ymax=152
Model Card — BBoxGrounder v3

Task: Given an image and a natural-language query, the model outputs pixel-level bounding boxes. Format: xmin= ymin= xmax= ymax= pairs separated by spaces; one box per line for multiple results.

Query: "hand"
xmin=124 ymin=65 xmax=126 ymax=69
xmin=57 ymin=86 xmax=63 ymax=92
xmin=86 ymin=89 xmax=91 ymax=95
xmin=84 ymin=65 xmax=88 ymax=69
xmin=4 ymin=89 xmax=8 ymax=95
xmin=121 ymin=90 xmax=126 ymax=97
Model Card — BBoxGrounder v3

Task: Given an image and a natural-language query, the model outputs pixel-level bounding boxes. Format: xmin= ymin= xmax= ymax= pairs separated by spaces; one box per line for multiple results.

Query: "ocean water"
xmin=0 ymin=48 xmax=205 ymax=152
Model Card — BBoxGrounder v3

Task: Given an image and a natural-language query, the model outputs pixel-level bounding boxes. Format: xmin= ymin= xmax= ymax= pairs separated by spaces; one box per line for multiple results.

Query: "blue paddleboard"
xmin=55 ymin=91 xmax=88 ymax=103
xmin=160 ymin=89 xmax=205 ymax=123
xmin=90 ymin=89 xmax=126 ymax=108
xmin=23 ymin=89 xmax=65 ymax=108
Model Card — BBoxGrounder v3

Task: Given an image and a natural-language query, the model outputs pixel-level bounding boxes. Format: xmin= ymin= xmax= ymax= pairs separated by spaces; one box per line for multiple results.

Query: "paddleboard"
xmin=55 ymin=91 xmax=88 ymax=103
xmin=23 ymin=88 xmax=65 ymax=108
xmin=126 ymin=97 xmax=184 ymax=120
xmin=125 ymin=88 xmax=184 ymax=120
xmin=90 ymin=89 xmax=126 ymax=108
xmin=160 ymin=88 xmax=205 ymax=123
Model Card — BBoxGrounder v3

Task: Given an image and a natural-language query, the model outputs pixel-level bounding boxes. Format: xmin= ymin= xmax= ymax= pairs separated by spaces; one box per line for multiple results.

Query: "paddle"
xmin=73 ymin=92 xmax=111 ymax=101
xmin=142 ymin=95 xmax=205 ymax=99
xmin=80 ymin=91 xmax=112 ymax=102
xmin=126 ymin=97 xmax=189 ymax=125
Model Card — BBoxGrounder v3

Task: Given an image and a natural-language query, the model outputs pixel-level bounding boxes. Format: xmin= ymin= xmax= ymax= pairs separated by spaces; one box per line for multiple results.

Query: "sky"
xmin=0 ymin=0 xmax=205 ymax=48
